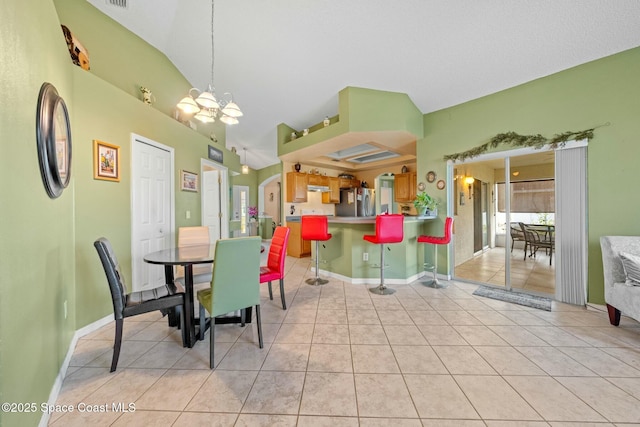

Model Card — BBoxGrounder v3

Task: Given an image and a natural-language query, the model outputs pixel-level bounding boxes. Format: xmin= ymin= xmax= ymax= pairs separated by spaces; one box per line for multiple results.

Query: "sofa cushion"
xmin=620 ymin=251 xmax=640 ymax=286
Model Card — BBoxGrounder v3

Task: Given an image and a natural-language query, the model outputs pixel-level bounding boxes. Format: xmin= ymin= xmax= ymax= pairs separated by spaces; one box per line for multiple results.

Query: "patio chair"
xmin=520 ymin=223 xmax=554 ymax=265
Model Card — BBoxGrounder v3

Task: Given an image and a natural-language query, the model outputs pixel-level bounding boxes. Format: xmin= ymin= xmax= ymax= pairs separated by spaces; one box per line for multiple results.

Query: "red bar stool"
xmin=363 ymin=214 xmax=404 ymax=295
xmin=302 ymin=215 xmax=332 ymax=286
xmin=418 ymin=217 xmax=454 ymax=288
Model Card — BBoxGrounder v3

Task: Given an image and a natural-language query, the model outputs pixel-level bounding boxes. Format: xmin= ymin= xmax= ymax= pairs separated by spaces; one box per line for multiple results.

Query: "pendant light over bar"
xmin=242 ymin=148 xmax=249 ymax=174
xmin=176 ymin=0 xmax=243 ymax=125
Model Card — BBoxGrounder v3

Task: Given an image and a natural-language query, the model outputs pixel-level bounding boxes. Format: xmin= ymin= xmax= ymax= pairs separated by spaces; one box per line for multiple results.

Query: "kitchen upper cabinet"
xmin=286 ymin=172 xmax=308 ymax=203
xmin=338 ymin=177 xmax=360 ymax=189
xmin=322 ymin=177 xmax=340 ymax=204
xmin=394 ymin=171 xmax=417 ymax=203
xmin=308 ymin=174 xmax=328 ymax=186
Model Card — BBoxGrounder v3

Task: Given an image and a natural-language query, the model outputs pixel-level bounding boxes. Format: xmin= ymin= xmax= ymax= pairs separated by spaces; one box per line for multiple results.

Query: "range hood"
xmin=307 ymin=184 xmax=330 ymax=192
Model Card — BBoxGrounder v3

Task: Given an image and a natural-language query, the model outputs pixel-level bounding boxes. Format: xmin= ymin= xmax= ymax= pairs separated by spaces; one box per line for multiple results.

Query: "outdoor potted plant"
xmin=413 ymin=192 xmax=438 ymax=216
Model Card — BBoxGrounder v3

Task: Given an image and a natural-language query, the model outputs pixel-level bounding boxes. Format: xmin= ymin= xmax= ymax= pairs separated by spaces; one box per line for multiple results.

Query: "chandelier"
xmin=176 ymin=0 xmax=243 ymax=125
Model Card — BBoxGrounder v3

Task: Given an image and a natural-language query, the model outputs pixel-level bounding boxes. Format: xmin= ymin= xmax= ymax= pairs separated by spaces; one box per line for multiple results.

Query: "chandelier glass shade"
xmin=176 ymin=0 xmax=242 ymax=125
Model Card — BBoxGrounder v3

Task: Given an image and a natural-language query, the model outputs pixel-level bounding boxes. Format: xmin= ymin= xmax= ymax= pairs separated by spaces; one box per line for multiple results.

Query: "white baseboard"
xmin=315 ymin=268 xmax=437 ymax=285
xmin=39 ymin=314 xmax=114 ymax=427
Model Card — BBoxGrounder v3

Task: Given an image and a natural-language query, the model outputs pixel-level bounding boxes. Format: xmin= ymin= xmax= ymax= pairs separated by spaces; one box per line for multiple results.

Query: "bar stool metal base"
xmin=368 ymin=244 xmax=396 ymax=295
xmin=420 ymin=278 xmax=448 ymax=289
xmin=421 ymin=246 xmax=449 ymax=288
xmin=307 ymin=239 xmax=328 ymax=286
xmin=306 ymin=277 xmax=328 ymax=286
xmin=369 ymin=284 xmax=396 ymax=295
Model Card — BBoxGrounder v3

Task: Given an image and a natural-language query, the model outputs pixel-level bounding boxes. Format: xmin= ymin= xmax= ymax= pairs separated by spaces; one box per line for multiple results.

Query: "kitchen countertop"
xmin=285 ymin=215 xmax=436 ymax=223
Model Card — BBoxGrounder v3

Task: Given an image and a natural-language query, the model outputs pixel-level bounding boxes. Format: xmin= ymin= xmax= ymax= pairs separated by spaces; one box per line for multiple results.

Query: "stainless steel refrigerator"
xmin=335 ymin=188 xmax=375 ymax=217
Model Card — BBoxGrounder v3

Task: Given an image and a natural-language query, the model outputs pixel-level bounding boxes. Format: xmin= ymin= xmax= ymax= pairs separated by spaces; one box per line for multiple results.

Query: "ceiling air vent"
xmin=106 ymin=0 xmax=128 ymax=8
xmin=349 ymin=151 xmax=400 ymax=164
xmin=325 ymin=143 xmax=377 ymax=160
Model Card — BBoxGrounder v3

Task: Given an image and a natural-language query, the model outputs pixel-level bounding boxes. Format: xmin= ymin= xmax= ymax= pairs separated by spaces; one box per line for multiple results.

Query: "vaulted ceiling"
xmin=87 ymin=0 xmax=640 ymax=169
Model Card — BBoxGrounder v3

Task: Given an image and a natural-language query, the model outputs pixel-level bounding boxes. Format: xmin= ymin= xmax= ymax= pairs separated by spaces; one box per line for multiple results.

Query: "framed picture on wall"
xmin=93 ymin=140 xmax=120 ymax=182
xmin=208 ymin=144 xmax=223 ymax=163
xmin=180 ymin=170 xmax=198 ymax=192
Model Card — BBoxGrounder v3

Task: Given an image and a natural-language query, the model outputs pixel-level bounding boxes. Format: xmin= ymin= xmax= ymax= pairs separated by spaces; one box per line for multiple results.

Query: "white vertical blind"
xmin=555 ymin=145 xmax=588 ymax=305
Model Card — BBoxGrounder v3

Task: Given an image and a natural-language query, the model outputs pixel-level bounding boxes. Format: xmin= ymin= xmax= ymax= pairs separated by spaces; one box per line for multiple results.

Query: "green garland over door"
xmin=443 ymin=125 xmax=606 ymax=162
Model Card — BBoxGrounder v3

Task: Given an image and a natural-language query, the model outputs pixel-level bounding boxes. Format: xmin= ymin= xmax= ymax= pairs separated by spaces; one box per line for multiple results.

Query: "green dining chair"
xmin=197 ymin=236 xmax=263 ymax=368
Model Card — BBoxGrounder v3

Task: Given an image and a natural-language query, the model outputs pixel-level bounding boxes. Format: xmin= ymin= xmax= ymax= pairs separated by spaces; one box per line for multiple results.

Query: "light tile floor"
xmin=50 ymin=255 xmax=640 ymax=426
xmin=455 ymin=247 xmax=556 ymax=295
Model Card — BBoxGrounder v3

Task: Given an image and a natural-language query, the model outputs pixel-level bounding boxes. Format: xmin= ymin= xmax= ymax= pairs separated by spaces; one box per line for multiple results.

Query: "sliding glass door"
xmin=506 ymin=152 xmax=556 ymax=295
xmin=450 ymin=143 xmax=587 ymax=303
xmin=452 ymin=148 xmax=558 ymax=297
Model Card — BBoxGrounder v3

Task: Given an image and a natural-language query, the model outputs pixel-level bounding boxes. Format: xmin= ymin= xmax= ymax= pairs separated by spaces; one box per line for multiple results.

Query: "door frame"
xmin=259 ymin=173 xmax=282 ymax=225
xmin=472 ymin=178 xmax=483 ymax=254
xmin=447 ymin=140 xmax=588 ymax=300
xmin=130 ymin=133 xmax=175 ymax=291
xmin=201 ymin=158 xmax=230 ymax=240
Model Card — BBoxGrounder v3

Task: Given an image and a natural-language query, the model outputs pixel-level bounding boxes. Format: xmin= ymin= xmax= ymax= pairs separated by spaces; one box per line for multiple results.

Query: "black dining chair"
xmin=94 ymin=238 xmax=186 ymax=372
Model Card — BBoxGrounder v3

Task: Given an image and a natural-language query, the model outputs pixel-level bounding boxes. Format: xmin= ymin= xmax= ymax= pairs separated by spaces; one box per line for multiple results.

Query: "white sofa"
xmin=600 ymin=236 xmax=640 ymax=325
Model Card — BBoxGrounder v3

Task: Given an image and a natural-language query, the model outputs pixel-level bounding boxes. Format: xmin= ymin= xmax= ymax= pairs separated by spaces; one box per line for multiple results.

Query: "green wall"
xmin=0 ymin=1 xmax=76 ymax=426
xmin=1 ymin=1 xmax=247 ymax=425
xmin=258 ymin=163 xmax=283 ymax=186
xmin=3 ymin=1 xmax=637 ymax=424
xmin=71 ymin=67 xmax=241 ymax=327
xmin=420 ymin=46 xmax=640 ymax=304
xmin=278 ymin=86 xmax=423 ymax=156
xmin=53 ymin=0 xmax=229 ymax=142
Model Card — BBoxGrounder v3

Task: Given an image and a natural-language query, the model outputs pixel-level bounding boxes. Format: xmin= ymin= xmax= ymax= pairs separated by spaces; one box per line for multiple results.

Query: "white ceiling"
xmin=87 ymin=0 xmax=640 ymax=170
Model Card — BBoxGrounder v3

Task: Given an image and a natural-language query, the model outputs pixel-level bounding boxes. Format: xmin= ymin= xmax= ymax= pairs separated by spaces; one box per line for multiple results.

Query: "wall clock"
xmin=36 ymin=82 xmax=72 ymax=199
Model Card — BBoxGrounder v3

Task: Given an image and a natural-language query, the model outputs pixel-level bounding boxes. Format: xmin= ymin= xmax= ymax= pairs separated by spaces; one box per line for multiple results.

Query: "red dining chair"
xmin=363 ymin=214 xmax=405 ymax=295
xmin=417 ymin=217 xmax=454 ymax=288
xmin=302 ymin=215 xmax=332 ymax=286
xmin=260 ymin=226 xmax=291 ymax=309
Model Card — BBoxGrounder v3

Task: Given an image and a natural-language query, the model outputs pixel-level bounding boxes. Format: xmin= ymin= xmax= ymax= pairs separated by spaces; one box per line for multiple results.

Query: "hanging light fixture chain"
xmin=210 ymin=0 xmax=215 ymax=87
xmin=176 ymin=0 xmax=242 ymax=124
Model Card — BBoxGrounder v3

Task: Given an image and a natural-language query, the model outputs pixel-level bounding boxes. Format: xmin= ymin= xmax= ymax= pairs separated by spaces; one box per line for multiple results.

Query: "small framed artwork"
xmin=208 ymin=144 xmax=223 ymax=163
xmin=180 ymin=170 xmax=198 ymax=192
xmin=93 ymin=140 xmax=120 ymax=182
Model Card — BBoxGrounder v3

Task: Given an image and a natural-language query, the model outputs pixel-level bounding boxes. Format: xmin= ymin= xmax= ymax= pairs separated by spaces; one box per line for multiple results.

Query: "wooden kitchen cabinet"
xmin=322 ymin=177 xmax=340 ymax=203
xmin=394 ymin=171 xmax=417 ymax=203
xmin=308 ymin=174 xmax=328 ymax=186
xmin=286 ymin=221 xmax=311 ymax=257
xmin=338 ymin=177 xmax=360 ymax=189
xmin=286 ymin=172 xmax=308 ymax=203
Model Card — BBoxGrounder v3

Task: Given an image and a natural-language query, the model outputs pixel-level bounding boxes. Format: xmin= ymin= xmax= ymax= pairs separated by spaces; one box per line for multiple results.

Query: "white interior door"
xmin=131 ymin=135 xmax=174 ymax=291
xmin=202 ymin=169 xmax=221 ymax=243
xmin=201 ymin=158 xmax=229 ymax=242
xmin=233 ymin=185 xmax=250 ymax=235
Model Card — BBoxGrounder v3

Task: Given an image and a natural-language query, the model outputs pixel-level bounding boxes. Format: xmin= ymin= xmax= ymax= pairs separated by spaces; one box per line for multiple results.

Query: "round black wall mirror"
xmin=36 ymin=82 xmax=72 ymax=199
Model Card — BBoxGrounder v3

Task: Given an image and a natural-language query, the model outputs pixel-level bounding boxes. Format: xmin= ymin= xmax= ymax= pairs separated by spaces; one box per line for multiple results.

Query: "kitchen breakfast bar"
xmin=286 ymin=215 xmax=438 ymax=284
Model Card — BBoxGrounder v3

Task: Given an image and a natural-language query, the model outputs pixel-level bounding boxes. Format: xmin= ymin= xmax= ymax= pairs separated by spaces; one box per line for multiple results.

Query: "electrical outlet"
xmin=186 ymin=210 xmax=191 ymax=219
xmin=64 ymin=300 xmax=68 ymax=319
xmin=363 ymin=252 xmax=369 ymax=261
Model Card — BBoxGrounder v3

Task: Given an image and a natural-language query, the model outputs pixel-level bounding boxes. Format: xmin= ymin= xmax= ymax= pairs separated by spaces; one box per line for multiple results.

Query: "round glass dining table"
xmin=144 ymin=244 xmax=215 ymax=348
